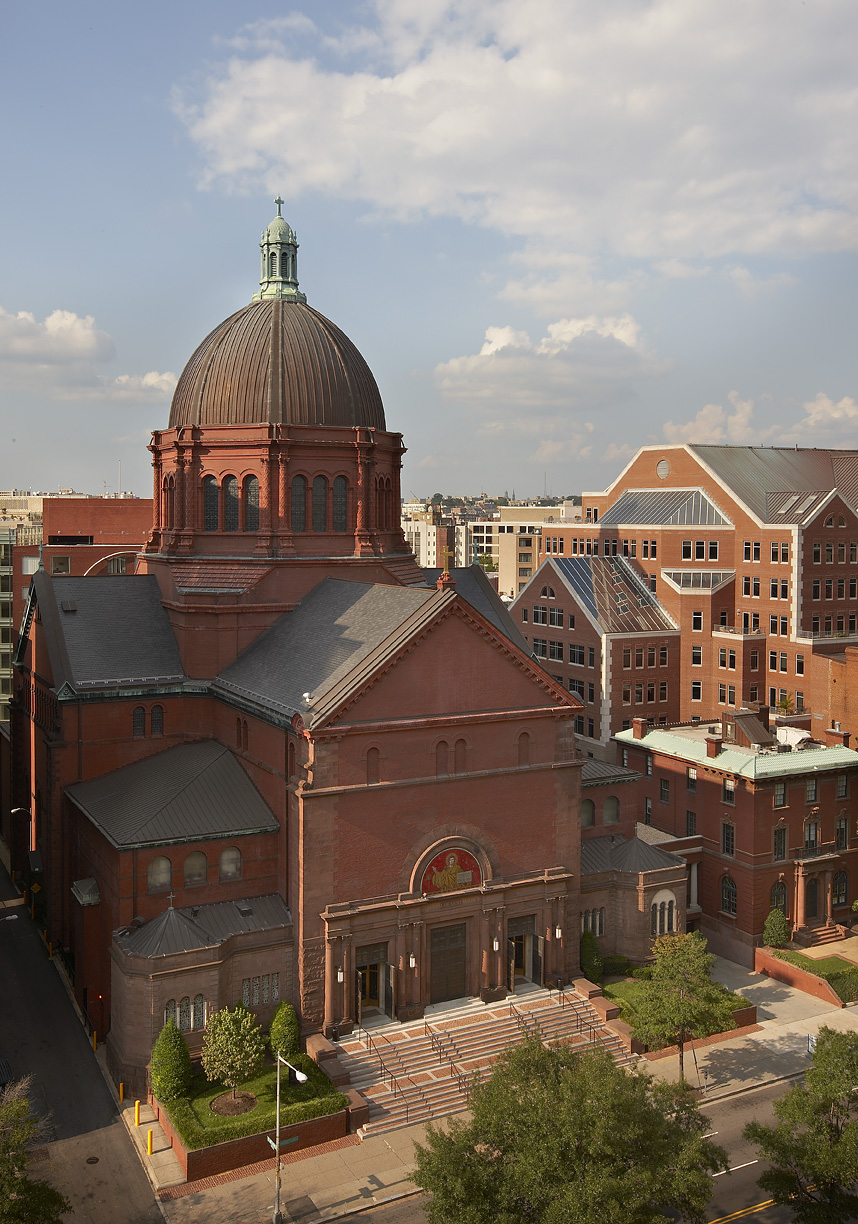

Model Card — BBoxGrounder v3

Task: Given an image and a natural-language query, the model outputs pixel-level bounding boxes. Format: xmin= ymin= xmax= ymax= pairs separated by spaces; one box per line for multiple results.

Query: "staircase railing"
xmin=356 ymin=1026 xmax=424 ymax=1124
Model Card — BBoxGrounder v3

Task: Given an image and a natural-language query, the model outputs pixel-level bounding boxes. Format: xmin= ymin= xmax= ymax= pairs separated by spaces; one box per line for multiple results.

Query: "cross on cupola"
xmin=253 ymin=196 xmax=307 ymax=303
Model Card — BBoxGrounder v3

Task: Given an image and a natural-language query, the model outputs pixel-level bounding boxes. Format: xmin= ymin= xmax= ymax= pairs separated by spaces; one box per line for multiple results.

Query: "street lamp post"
xmin=272 ymin=1054 xmax=307 ymax=1224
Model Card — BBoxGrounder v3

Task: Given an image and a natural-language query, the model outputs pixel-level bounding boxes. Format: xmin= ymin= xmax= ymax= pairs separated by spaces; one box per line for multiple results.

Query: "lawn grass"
xmin=603 ymin=977 xmax=751 ymax=1037
xmin=163 ymin=1053 xmax=349 ymax=1149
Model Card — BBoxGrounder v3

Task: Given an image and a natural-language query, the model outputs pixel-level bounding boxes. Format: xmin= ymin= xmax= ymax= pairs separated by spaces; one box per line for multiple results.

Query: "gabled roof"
xmin=213 ymin=578 xmax=440 ymax=726
xmin=581 ymin=834 xmax=684 ymax=876
xmin=115 ymin=894 xmax=292 ymax=958
xmin=581 ymin=758 xmax=641 ymax=787
xmin=690 ymin=445 xmax=858 ymax=523
xmin=66 ymin=740 xmax=278 ymax=849
xmin=421 ymin=566 xmax=530 ymax=653
xmin=29 ymin=573 xmax=184 ymax=693
xmin=540 ymin=556 xmax=676 ymax=635
xmin=598 ymin=488 xmax=730 ymax=527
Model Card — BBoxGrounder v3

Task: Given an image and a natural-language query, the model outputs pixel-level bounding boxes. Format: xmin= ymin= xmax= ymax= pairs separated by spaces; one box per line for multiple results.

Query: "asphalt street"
xmin=0 ymin=863 xmax=161 ymax=1223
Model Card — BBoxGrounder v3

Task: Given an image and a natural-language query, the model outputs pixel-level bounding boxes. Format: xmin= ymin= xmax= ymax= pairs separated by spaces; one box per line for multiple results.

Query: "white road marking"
xmin=713 ymin=1160 xmax=759 ymax=1178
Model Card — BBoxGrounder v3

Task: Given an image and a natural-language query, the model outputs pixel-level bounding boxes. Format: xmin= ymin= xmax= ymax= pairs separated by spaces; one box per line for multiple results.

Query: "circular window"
xmin=656 ymin=459 xmax=670 ymax=479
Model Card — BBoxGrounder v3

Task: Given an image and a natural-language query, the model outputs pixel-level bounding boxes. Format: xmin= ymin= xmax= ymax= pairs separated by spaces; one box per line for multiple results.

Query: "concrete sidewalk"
xmin=114 ymin=954 xmax=858 ymax=1223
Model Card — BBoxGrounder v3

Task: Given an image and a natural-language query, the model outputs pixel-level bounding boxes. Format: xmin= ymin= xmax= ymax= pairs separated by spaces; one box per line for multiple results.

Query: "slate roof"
xmin=690 ymin=445 xmax=858 ymax=522
xmin=213 ymin=578 xmax=443 ymax=726
xmin=581 ymin=834 xmax=684 ymax=876
xmin=598 ymin=489 xmax=731 ymax=527
xmin=421 ymin=566 xmax=530 ymax=653
xmin=614 ymin=725 xmax=858 ymax=780
xmin=581 ymin=758 xmax=641 ymax=787
xmin=65 ymin=740 xmax=278 ymax=849
xmin=116 ymin=894 xmax=292 ymax=958
xmin=546 ymin=557 xmax=677 ymax=634
xmin=32 ymin=572 xmax=184 ymax=692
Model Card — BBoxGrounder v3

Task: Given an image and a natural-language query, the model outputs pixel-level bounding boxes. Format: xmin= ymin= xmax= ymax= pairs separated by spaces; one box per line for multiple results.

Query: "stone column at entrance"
xmin=794 ymin=864 xmax=806 ymax=929
xmin=480 ymin=909 xmax=491 ymax=990
xmin=823 ymin=870 xmax=834 ymax=924
xmin=323 ymin=937 xmax=336 ymax=1034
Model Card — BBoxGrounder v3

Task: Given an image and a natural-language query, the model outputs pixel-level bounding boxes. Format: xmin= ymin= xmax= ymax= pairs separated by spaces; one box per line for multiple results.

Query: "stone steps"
xmin=339 ymin=991 xmax=638 ymax=1137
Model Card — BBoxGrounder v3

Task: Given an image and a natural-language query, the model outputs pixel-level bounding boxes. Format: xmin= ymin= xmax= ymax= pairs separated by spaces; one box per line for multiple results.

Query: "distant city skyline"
xmin=2 ymin=2 xmax=857 ymax=500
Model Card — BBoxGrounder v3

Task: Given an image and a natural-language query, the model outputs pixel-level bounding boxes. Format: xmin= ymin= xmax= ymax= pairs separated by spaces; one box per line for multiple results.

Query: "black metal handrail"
xmin=791 ymin=841 xmax=838 ymax=861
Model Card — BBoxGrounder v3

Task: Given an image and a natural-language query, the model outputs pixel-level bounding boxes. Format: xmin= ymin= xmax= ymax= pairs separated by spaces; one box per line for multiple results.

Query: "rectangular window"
xmin=533 ymin=639 xmax=547 ymax=658
xmin=635 ymin=683 xmax=643 ymax=703
xmin=774 ymin=781 xmax=786 ymax=808
xmin=623 ymin=647 xmax=631 ymax=669
xmin=728 ymin=649 xmax=736 ymax=669
xmin=21 ymin=557 xmax=40 ymax=575
xmin=709 ymin=540 xmax=719 ymax=560
xmin=782 ymin=543 xmax=789 ymax=562
xmin=719 ymin=683 xmax=727 ymax=702
xmin=642 ymin=539 xmax=649 ymax=558
xmin=796 ymin=653 xmax=804 ymax=675
xmin=728 ymin=685 xmax=736 ymax=704
xmin=650 ymin=540 xmax=657 ymax=559
xmin=588 ymin=683 xmax=595 ymax=703
xmin=723 ymin=778 xmax=736 ymax=805
xmin=771 ymin=542 xmax=779 ymax=562
xmin=686 ymin=810 xmax=697 ymax=836
xmin=837 ymin=816 xmax=849 ymax=849
xmin=692 ymin=611 xmax=702 ymax=631
xmin=722 ymin=822 xmax=735 ymax=854
xmin=826 ymin=579 xmax=833 ymax=600
xmin=659 ymin=681 xmax=667 ymax=701
xmin=548 ymin=640 xmax=563 ymax=661
xmin=749 ymin=686 xmax=758 ymax=702
xmin=779 ymin=652 xmax=788 ymax=673
xmin=622 ymin=684 xmax=631 ymax=704
xmin=770 ymin=615 xmax=779 ymax=635
xmin=647 ymin=682 xmax=655 ymax=702
xmin=682 ymin=540 xmax=692 ymax=559
xmin=774 ymin=827 xmax=786 ymax=859
xmin=521 ymin=608 xmax=528 ymax=623
xmin=660 ymin=779 xmax=669 ymax=804
xmin=837 ymin=774 xmax=848 ymax=799
xmin=744 ymin=541 xmax=751 ymax=561
xmin=769 ymin=651 xmax=778 ymax=671
xmin=826 ymin=542 xmax=834 ymax=563
xmin=692 ymin=646 xmax=702 ymax=666
xmin=635 ymin=647 xmax=644 ymax=668
xmin=647 ymin=646 xmax=656 ymax=667
xmin=771 ymin=579 xmax=779 ymax=599
xmin=743 ymin=576 xmax=751 ymax=596
xmin=659 ymin=646 xmax=667 ymax=666
xmin=781 ymin=581 xmax=788 ymax=600
xmin=588 ymin=647 xmax=595 ymax=668
xmin=50 ymin=556 xmax=70 ymax=575
xmin=644 ymin=796 xmax=652 ymax=824
xmin=686 ymin=767 xmax=697 ymax=792
xmin=719 ymin=647 xmax=727 ymax=668
xmin=795 ymin=690 xmax=804 ymax=712
xmin=750 ymin=649 xmax=759 ymax=671
xmin=780 ymin=616 xmax=788 ymax=635
xmin=621 ymin=747 xmax=629 ymax=766
xmin=695 ymin=540 xmax=706 ymax=560
xmin=806 ymin=778 xmax=817 ymax=803
xmin=533 ymin=605 xmax=548 ymax=624
xmin=569 ymin=644 xmax=585 ymax=665
xmin=548 ymin=607 xmax=563 ymax=627
xmin=691 ymin=680 xmax=702 ymax=701
xmin=587 ymin=718 xmax=595 ymax=737
xmin=812 ymin=580 xmax=820 ymax=600
xmin=753 ymin=577 xmax=760 ymax=597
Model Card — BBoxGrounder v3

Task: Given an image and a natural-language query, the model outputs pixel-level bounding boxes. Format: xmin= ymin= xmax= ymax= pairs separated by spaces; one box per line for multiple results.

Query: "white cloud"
xmin=602 ymin=442 xmax=635 ymax=464
xmin=784 ymin=392 xmax=858 ymax=444
xmin=726 ymin=265 xmax=798 ymax=297
xmin=435 ymin=314 xmax=668 ymax=412
xmin=663 ymin=390 xmax=776 ymax=445
xmin=178 ymin=1 xmax=858 ymax=259
xmin=654 ymin=259 xmax=711 ymax=280
xmin=0 ymin=306 xmax=175 ymax=402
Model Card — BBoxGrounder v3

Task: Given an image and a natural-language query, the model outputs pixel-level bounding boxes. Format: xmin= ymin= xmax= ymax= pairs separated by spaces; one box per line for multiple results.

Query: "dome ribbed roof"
xmin=169 ymin=298 xmax=386 ymax=430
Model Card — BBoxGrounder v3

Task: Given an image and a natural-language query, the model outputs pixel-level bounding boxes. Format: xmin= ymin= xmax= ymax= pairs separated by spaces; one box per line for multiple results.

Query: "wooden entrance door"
xmin=430 ymin=924 xmax=467 ymax=1003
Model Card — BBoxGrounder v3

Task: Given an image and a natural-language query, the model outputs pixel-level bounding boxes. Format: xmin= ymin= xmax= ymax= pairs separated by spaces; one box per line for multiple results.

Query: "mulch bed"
xmin=210 ymin=1090 xmax=257 ymax=1116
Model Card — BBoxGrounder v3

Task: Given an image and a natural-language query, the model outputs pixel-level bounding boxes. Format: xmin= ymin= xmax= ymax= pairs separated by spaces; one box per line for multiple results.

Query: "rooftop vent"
xmin=236 ymin=902 xmax=253 ymax=918
xmin=60 ymin=600 xmax=77 ymax=613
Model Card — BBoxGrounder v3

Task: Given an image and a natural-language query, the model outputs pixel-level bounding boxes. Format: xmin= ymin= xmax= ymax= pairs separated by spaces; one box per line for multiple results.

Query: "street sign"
xmin=30 ymin=883 xmax=42 ymax=894
xmin=807 ymin=1034 xmax=817 ymax=1055
xmin=267 ymin=1136 xmax=299 ymax=1151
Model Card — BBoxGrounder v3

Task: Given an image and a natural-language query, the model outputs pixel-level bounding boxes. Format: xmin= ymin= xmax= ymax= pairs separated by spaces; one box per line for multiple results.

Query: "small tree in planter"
xmin=269 ymin=1001 xmax=300 ymax=1060
xmin=150 ymin=1018 xmax=193 ymax=1101
xmin=201 ymin=1004 xmax=265 ymax=1099
xmin=580 ymin=929 xmax=603 ymax=984
xmin=763 ymin=907 xmax=791 ymax=949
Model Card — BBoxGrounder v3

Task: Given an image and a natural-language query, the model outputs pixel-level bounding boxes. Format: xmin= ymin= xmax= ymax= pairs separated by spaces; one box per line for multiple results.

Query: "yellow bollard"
xmin=92 ymin=1031 xmax=97 ymax=1052
xmin=134 ymin=1100 xmax=140 ymax=1127
xmin=42 ymin=929 xmax=47 ymax=942
xmin=119 ymin=1082 xmax=124 ymax=1103
xmin=147 ymin=1128 xmax=153 ymax=1156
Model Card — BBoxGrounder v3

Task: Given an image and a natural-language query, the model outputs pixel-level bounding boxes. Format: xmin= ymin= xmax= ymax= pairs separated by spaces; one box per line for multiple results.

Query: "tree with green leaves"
xmin=633 ymin=931 xmax=735 ymax=1081
xmin=763 ymin=906 xmax=791 ymax=949
xmin=579 ymin=928 xmax=603 ymax=983
xmin=0 ymin=1076 xmax=71 ymax=1224
xmin=413 ymin=1037 xmax=727 ymax=1224
xmin=268 ymin=1000 xmax=300 ymax=1060
xmin=150 ymin=1017 xmax=193 ymax=1101
xmin=744 ymin=1026 xmax=858 ymax=1224
xmin=201 ymin=1003 xmax=266 ymax=1098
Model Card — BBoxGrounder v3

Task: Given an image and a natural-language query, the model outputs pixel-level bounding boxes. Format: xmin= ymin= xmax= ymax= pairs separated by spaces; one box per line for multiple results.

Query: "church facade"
xmin=7 ymin=207 xmax=686 ymax=1093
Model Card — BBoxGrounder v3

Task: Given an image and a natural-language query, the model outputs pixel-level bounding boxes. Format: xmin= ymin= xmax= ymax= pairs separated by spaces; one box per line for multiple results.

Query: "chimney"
xmin=824 ymin=725 xmax=851 ymax=749
xmin=436 ymin=571 xmax=456 ymax=592
xmin=632 ymin=717 xmax=647 ymax=740
xmin=706 ymin=733 xmax=722 ymax=758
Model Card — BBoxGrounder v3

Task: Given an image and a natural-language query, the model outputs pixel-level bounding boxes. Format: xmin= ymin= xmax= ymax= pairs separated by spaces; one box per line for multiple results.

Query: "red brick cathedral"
xmin=8 ymin=207 xmax=686 ymax=1092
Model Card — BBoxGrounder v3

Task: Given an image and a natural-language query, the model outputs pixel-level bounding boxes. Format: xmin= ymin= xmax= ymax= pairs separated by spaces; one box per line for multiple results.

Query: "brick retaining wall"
xmin=754 ymin=948 xmax=843 ymax=1008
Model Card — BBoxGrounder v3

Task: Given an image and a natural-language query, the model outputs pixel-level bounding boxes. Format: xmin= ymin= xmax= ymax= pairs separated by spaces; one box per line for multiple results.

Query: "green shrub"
xmin=770 ymin=949 xmax=858 ymax=1004
xmin=580 ymin=930 xmax=603 ymax=984
xmin=762 ymin=908 xmax=791 ymax=949
xmin=269 ymin=1000 xmax=300 ymax=1059
xmin=601 ymin=955 xmax=630 ymax=978
xmin=631 ymin=966 xmax=653 ymax=980
xmin=150 ymin=1019 xmax=193 ymax=1102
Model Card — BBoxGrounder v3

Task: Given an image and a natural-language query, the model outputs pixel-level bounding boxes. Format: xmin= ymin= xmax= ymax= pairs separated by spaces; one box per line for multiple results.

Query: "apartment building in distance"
xmin=515 ymin=445 xmax=858 ymax=746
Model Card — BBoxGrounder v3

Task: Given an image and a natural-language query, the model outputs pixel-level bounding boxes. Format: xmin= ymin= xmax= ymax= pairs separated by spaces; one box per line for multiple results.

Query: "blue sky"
xmin=2 ymin=1 xmax=857 ymax=499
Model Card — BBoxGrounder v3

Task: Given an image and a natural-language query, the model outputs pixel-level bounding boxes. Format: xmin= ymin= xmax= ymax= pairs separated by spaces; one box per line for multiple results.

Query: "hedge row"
xmin=769 ymin=949 xmax=858 ymax=1004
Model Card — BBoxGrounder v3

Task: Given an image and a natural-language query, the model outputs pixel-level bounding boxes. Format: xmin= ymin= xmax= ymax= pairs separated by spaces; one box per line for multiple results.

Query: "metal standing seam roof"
xmin=598 ymin=488 xmax=731 ymax=527
xmin=581 ymin=758 xmax=641 ymax=787
xmin=614 ymin=727 xmax=858 ymax=780
xmin=549 ymin=556 xmax=677 ymax=634
xmin=65 ymin=740 xmax=279 ymax=849
xmin=168 ymin=298 xmax=386 ymax=430
xmin=690 ymin=446 xmax=858 ymax=522
xmin=33 ymin=573 xmax=185 ymax=692
xmin=581 ymin=834 xmax=684 ymax=875
xmin=115 ymin=894 xmax=292 ymax=958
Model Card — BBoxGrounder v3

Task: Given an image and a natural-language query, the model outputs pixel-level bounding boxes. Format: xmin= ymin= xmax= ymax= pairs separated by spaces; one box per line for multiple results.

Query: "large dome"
xmin=169 ymin=297 xmax=386 ymax=430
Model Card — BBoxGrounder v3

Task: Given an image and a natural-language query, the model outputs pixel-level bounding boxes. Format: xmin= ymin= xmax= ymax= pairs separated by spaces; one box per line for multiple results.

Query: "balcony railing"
xmin=790 ymin=841 xmax=838 ymax=861
xmin=710 ymin=624 xmax=764 ymax=637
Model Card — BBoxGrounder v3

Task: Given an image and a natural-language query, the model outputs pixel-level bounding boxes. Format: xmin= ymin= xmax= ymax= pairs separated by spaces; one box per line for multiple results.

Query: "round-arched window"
xmin=603 ymin=795 xmax=619 ymax=824
xmin=148 ymin=856 xmax=171 ymax=893
xmin=219 ymin=847 xmax=242 ymax=882
xmin=184 ymin=851 xmax=207 ymax=887
xmin=581 ymin=799 xmax=595 ymax=828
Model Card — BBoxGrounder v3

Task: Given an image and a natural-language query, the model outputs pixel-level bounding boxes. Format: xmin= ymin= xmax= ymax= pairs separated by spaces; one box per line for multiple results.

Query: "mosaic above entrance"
xmin=421 ymin=847 xmax=482 ymax=895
